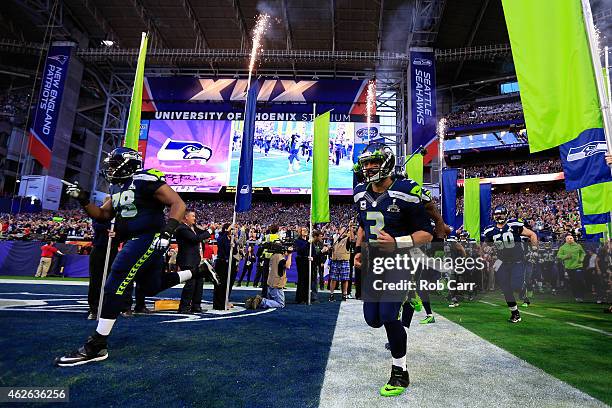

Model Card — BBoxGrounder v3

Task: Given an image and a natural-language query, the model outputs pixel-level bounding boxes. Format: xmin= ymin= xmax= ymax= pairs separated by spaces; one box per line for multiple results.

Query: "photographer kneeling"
xmin=246 ymin=245 xmax=292 ymax=310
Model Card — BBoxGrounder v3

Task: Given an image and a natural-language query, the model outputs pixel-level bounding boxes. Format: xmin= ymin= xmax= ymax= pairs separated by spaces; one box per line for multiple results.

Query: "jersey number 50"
xmin=111 ymin=190 xmax=137 ymax=218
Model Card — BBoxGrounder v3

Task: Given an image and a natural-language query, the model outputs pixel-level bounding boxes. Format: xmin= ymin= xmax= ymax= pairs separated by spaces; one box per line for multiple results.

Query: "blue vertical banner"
xmin=235 ymin=81 xmax=259 ymax=213
xmin=28 ymin=44 xmax=72 ymax=168
xmin=558 ymin=128 xmax=612 ymax=190
xmin=441 ymin=168 xmax=458 ymax=229
xmin=410 ymin=49 xmax=437 ymax=153
xmin=479 ymin=183 xmax=492 ymax=231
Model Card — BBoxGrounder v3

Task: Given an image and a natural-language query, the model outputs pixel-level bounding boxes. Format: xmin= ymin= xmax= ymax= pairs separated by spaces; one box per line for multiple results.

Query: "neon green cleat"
xmin=419 ymin=315 xmax=435 ymax=324
xmin=410 ymin=293 xmax=422 ymax=312
xmin=380 ymin=366 xmax=409 ymax=397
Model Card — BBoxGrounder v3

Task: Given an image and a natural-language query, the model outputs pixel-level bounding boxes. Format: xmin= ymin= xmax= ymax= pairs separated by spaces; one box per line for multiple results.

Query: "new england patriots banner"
xmin=29 ymin=44 xmax=72 ymax=168
xmin=441 ymin=168 xmax=458 ymax=230
xmin=559 ymin=129 xmax=612 ymax=190
xmin=235 ymin=82 xmax=259 ymax=213
xmin=410 ymin=49 xmax=437 ymax=160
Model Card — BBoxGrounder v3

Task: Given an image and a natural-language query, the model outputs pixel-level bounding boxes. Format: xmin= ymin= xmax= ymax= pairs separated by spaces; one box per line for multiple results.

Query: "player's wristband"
xmin=76 ymin=190 xmax=90 ymax=207
xmin=395 ymin=235 xmax=414 ymax=248
xmin=354 ymin=245 xmax=361 ymax=254
xmin=160 ymin=218 xmax=180 ymax=237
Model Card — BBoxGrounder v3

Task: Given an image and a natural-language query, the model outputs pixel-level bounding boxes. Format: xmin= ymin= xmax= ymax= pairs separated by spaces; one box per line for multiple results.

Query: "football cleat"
xmin=508 ymin=312 xmax=522 ymax=323
xmin=380 ymin=365 xmax=410 ymax=397
xmin=54 ymin=336 xmax=108 ymax=367
xmin=448 ymin=302 xmax=460 ymax=308
xmin=410 ymin=293 xmax=422 ymax=312
xmin=419 ymin=315 xmax=435 ymax=324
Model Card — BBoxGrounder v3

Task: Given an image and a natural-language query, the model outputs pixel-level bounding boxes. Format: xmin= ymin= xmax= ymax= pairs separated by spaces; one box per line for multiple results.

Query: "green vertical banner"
xmin=405 ymin=152 xmax=424 ymax=187
xmin=124 ymin=32 xmax=149 ymax=150
xmin=581 ymin=181 xmax=612 ymax=215
xmin=311 ymin=111 xmax=330 ymax=223
xmin=502 ymin=0 xmax=602 ymax=153
xmin=464 ymin=178 xmax=481 ymax=241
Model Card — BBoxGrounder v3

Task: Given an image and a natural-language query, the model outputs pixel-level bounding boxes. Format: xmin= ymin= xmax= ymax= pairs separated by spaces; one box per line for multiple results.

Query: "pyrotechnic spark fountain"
xmin=366 ymin=79 xmax=376 ymax=135
xmin=248 ymin=14 xmax=270 ymax=83
xmin=226 ymin=13 xmax=270 ymax=310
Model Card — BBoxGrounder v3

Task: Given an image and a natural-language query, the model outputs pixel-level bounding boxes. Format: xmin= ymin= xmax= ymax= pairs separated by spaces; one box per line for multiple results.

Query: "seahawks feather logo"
xmin=157 ymin=139 xmax=213 ymax=162
xmin=566 ymin=141 xmax=607 ymax=162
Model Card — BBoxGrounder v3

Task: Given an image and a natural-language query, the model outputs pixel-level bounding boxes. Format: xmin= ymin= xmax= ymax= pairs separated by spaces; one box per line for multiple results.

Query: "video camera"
xmin=260 ymin=238 xmax=295 ymax=255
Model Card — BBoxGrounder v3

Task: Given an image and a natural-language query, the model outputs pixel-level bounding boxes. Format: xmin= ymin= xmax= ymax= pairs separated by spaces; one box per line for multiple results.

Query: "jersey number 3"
xmin=111 ymin=190 xmax=137 ymax=218
xmin=366 ymin=211 xmax=385 ymax=240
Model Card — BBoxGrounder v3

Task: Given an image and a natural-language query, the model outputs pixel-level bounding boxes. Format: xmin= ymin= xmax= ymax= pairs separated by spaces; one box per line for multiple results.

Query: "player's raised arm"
xmin=521 ymin=226 xmax=538 ymax=247
xmin=66 ymin=185 xmax=115 ymax=221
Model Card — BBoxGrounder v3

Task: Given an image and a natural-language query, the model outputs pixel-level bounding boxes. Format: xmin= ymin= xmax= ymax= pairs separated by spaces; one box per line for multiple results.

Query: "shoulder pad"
xmin=133 ymin=168 xmax=166 ymax=182
xmin=483 ymin=226 xmax=495 ymax=235
xmin=507 ymin=219 xmax=524 ymax=227
xmin=392 ymin=178 xmax=422 ymax=198
xmin=353 ymin=183 xmax=367 ymax=202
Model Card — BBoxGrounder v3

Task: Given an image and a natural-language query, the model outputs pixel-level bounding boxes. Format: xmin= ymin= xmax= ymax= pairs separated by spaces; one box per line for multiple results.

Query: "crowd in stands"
xmin=445 ymin=102 xmax=523 ymax=128
xmin=0 ymin=186 xmax=585 ymax=244
xmin=0 ymin=89 xmax=31 ymax=126
xmin=461 ymin=158 xmax=563 ymax=178
xmin=0 ymin=210 xmax=93 ymax=242
xmin=456 ymin=189 xmax=581 ymax=240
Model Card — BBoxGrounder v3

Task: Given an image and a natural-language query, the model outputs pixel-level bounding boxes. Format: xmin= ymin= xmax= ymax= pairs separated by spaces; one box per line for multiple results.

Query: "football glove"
xmin=152 ymin=218 xmax=180 ymax=252
xmin=66 ymin=183 xmax=90 ymax=206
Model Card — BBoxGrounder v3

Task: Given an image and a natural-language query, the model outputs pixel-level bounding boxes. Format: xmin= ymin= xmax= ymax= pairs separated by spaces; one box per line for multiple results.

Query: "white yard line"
xmin=566 ymin=322 xmax=612 ymax=337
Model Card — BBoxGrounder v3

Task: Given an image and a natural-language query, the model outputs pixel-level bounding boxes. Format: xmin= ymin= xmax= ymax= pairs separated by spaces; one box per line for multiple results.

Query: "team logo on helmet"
xmin=157 ymin=139 xmax=213 ymax=162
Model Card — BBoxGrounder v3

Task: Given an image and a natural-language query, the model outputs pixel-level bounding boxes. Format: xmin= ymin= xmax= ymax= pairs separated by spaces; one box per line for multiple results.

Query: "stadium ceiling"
xmin=0 ymin=0 xmax=610 ymax=85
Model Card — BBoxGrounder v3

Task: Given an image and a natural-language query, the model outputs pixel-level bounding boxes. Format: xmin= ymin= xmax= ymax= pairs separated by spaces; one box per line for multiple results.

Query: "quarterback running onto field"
xmin=353 ymin=143 xmax=434 ymax=397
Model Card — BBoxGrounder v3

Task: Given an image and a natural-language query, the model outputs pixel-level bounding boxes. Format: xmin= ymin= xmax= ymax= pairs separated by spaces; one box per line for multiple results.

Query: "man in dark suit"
xmin=176 ymin=210 xmax=217 ymax=313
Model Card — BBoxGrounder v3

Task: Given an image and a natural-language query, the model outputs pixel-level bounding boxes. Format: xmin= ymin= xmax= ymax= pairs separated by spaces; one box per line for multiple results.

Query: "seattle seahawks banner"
xmin=479 ymin=183 xmax=492 ymax=232
xmin=559 ymin=129 xmax=612 ymax=190
xmin=235 ymin=82 xmax=259 ymax=213
xmin=441 ymin=168 xmax=458 ymax=229
xmin=28 ymin=44 xmax=72 ymax=168
xmin=409 ymin=49 xmax=437 ymax=155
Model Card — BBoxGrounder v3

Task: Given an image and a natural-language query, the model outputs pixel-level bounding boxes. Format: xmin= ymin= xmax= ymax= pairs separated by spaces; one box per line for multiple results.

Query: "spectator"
xmin=87 ymin=220 xmax=119 ymax=319
xmin=35 ymin=241 xmax=64 ymax=278
xmin=557 ymin=234 xmax=586 ymax=302
xmin=328 ymin=226 xmax=353 ymax=302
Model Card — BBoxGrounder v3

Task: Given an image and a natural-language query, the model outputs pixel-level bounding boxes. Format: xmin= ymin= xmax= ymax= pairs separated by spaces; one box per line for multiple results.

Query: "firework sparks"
xmin=437 ymin=117 xmax=447 ymax=139
xmin=366 ymin=79 xmax=376 ymax=130
xmin=248 ymin=14 xmax=271 ymax=76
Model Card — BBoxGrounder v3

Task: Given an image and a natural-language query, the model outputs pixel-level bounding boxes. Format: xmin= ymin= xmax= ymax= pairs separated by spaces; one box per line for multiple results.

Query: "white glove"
xmin=66 ymin=183 xmax=89 ymax=206
xmin=152 ymin=233 xmax=171 ymax=252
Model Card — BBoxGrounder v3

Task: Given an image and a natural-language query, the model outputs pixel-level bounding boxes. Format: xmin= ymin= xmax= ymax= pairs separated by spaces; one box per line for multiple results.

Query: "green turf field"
xmin=431 ymin=293 xmax=612 ymax=405
xmin=228 ymin=149 xmax=354 ymax=189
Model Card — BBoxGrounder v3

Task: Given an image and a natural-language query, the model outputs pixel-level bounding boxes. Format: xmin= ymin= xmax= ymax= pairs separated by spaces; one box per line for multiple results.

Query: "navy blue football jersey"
xmin=354 ymin=177 xmax=433 ymax=242
xmin=109 ymin=168 xmax=166 ymax=240
xmin=482 ymin=219 xmax=525 ymax=262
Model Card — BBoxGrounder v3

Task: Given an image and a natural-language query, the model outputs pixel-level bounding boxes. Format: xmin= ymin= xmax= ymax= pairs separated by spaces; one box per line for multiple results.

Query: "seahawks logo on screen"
xmin=157 ymin=139 xmax=213 ymax=162
xmin=412 ymin=58 xmax=432 ymax=66
xmin=48 ymin=54 xmax=69 ymax=65
xmin=566 ymin=141 xmax=607 ymax=162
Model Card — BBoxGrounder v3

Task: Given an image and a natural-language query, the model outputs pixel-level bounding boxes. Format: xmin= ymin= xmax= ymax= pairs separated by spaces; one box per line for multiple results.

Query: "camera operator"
xmin=245 ymin=245 xmax=292 ymax=310
xmin=255 ymin=225 xmax=281 ymax=298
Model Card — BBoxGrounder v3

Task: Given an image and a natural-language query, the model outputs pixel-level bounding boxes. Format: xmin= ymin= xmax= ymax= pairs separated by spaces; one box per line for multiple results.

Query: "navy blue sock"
xmin=383 ymin=320 xmax=407 ymax=358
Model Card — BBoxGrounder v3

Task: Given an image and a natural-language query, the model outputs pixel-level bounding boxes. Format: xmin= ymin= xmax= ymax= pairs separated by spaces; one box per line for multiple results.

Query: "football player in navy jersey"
xmin=55 ymin=147 xmax=213 ymax=367
xmin=353 ymin=143 xmax=433 ymax=397
xmin=482 ymin=205 xmax=538 ymax=323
